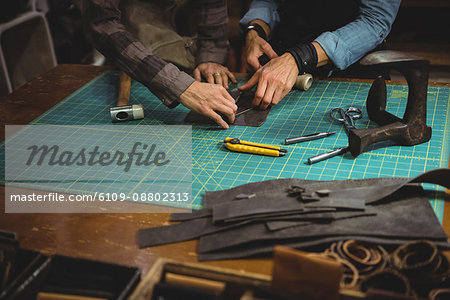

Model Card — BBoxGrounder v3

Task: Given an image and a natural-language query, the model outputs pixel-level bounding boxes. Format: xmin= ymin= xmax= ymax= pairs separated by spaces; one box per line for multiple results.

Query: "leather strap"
xmin=359 ymin=269 xmax=412 ymax=296
xmin=170 ymin=208 xmax=211 ymax=222
xmin=298 ymin=168 xmax=450 ymax=205
xmin=138 ymin=217 xmax=256 ymax=248
xmin=429 ymin=288 xmax=450 ymax=300
xmin=392 ymin=240 xmax=450 ymax=297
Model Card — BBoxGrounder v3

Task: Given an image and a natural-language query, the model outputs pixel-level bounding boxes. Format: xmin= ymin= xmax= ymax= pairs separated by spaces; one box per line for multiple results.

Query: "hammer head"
xmin=110 ymin=104 xmax=144 ymax=122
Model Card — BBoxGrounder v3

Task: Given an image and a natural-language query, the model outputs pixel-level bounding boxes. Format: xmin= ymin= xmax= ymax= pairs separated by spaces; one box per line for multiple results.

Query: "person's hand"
xmin=193 ymin=62 xmax=237 ymax=89
xmin=238 ymin=53 xmax=298 ymax=110
xmin=180 ymin=81 xmax=237 ymax=129
xmin=245 ymin=30 xmax=278 ymax=71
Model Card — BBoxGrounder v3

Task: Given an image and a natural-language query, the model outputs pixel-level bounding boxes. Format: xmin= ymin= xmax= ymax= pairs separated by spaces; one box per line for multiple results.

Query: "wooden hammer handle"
xmin=117 ymin=72 xmax=131 ymax=107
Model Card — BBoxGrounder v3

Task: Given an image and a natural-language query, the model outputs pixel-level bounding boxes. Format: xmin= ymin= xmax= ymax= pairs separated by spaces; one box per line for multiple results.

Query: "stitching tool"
xmin=223 ymin=137 xmax=287 ymax=157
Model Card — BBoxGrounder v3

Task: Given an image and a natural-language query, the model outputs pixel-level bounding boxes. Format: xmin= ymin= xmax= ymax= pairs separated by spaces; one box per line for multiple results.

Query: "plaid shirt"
xmin=81 ymin=0 xmax=229 ymax=108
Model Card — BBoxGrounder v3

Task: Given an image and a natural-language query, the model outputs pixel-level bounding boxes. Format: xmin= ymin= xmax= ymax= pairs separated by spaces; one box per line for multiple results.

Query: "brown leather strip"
xmin=429 ymin=288 xmax=450 ymax=300
xmin=392 ymin=240 xmax=440 ymax=274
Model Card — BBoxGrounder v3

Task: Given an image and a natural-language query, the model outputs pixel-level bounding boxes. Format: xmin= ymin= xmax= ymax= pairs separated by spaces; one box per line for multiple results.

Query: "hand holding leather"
xmin=238 ymin=53 xmax=299 ymax=109
xmin=179 ymin=81 xmax=237 ymax=128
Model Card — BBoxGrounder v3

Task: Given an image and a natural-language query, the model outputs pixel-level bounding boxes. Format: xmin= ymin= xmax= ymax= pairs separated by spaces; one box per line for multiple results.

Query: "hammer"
xmin=110 ymin=72 xmax=144 ymax=122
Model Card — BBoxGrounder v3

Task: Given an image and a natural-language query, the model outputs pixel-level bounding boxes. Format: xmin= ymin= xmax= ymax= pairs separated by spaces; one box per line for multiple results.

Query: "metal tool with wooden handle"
xmin=110 ymin=72 xmax=144 ymax=122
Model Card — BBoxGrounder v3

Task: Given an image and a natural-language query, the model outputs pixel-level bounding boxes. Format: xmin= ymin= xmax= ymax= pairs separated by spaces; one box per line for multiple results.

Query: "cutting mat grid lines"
xmin=1 ymin=71 xmax=449 ymax=218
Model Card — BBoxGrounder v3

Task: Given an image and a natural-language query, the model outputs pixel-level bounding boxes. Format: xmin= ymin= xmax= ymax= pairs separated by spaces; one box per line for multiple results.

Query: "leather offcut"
xmin=137 ymin=169 xmax=450 ymax=264
xmin=198 ymin=185 xmax=447 ymax=254
xmin=265 ymin=209 xmax=377 ymax=231
xmin=211 ymin=192 xmax=304 ymax=224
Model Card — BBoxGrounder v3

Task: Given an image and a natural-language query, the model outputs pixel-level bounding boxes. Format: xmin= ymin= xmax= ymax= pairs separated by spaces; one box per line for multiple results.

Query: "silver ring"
xmin=213 ymin=72 xmax=221 ymax=77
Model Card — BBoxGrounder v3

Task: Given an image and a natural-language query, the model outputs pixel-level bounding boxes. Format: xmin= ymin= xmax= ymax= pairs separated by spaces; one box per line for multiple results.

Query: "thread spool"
xmin=294 ymin=74 xmax=313 ymax=91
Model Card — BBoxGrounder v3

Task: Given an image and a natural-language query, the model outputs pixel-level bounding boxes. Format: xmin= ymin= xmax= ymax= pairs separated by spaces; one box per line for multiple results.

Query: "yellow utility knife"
xmin=223 ymin=137 xmax=287 ymax=157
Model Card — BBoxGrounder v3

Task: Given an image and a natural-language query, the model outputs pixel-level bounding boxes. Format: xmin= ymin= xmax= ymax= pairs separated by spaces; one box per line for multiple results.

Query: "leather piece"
xmin=298 ymin=168 xmax=450 ymax=204
xmin=198 ymin=185 xmax=446 ymax=253
xmin=256 ymin=208 xmax=337 ymax=221
xmin=198 ymin=185 xmax=447 ymax=253
xmin=266 ymin=209 xmax=377 ymax=231
xmin=137 ymin=169 xmax=450 ymax=262
xmin=203 ymin=178 xmax=316 ymax=208
xmin=138 ymin=216 xmax=264 ymax=248
xmin=184 ymin=90 xmax=272 ymax=127
xmin=212 ymin=192 xmax=304 ymax=224
xmin=304 ymin=198 xmax=366 ymax=210
xmin=138 ymin=218 xmax=209 ymax=248
xmin=170 ymin=208 xmax=212 ymax=222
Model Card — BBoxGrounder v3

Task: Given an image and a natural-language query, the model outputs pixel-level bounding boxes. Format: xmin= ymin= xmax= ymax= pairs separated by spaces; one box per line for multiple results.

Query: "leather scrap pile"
xmin=281 ymin=240 xmax=450 ymax=299
xmin=138 ymin=169 xmax=450 ymax=264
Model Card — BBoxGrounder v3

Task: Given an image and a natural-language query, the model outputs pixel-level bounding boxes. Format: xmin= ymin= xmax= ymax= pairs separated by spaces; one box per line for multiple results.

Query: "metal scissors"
xmin=306 ymin=107 xmax=362 ymax=164
xmin=329 ymin=107 xmax=362 ymax=134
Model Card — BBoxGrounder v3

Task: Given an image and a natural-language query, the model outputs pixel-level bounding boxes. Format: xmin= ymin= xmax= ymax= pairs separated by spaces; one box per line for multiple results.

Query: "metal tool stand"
xmin=348 ymin=50 xmax=432 ymax=157
xmin=0 ymin=0 xmax=57 ymax=97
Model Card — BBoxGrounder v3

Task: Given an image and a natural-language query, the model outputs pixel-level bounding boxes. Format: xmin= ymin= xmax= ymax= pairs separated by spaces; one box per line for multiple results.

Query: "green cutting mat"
xmin=3 ymin=71 xmax=450 ymax=219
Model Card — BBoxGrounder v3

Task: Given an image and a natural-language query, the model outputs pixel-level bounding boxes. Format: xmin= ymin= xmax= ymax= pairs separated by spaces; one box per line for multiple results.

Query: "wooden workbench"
xmin=0 ymin=64 xmax=449 ymax=277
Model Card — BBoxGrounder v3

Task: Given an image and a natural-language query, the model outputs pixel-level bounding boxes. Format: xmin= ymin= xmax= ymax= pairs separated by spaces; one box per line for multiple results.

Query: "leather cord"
xmin=392 ymin=240 xmax=450 ymax=297
xmin=359 ymin=268 xmax=412 ymax=296
xmin=328 ymin=240 xmax=389 ymax=279
xmin=429 ymin=288 xmax=450 ymax=300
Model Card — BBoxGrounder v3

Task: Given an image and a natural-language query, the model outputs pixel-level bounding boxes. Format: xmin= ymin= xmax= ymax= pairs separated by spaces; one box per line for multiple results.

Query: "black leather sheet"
xmin=198 ymin=185 xmax=446 ymax=253
xmin=265 ymin=209 xmax=377 ymax=231
xmin=137 ymin=169 xmax=450 ymax=261
xmin=184 ymin=90 xmax=272 ymax=127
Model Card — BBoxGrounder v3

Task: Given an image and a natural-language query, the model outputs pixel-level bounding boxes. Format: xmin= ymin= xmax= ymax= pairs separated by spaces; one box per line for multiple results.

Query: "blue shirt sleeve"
xmin=314 ymin=0 xmax=401 ymax=70
xmin=239 ymin=0 xmax=280 ymax=36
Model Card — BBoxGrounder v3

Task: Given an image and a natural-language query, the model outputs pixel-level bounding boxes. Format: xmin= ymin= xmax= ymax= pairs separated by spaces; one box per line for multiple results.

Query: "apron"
xmin=121 ymin=0 xmax=197 ymax=70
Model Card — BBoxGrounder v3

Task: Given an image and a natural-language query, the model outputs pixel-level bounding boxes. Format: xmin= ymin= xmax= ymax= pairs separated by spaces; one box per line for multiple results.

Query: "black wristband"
xmin=247 ymin=23 xmax=267 ymax=40
xmin=287 ymin=43 xmax=318 ymax=75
